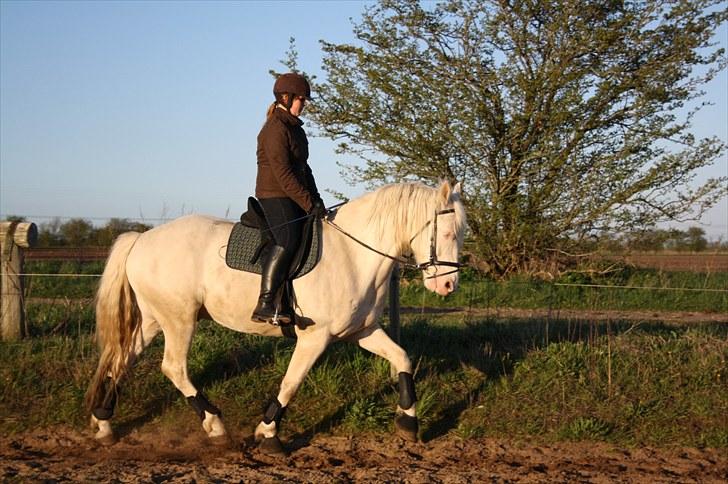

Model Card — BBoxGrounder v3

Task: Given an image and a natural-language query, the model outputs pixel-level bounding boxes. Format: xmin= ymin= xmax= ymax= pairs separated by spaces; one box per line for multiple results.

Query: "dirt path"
xmin=2 ymin=427 xmax=726 ymax=483
xmin=401 ymin=306 xmax=728 ymax=325
xmin=27 ymin=298 xmax=728 ymax=325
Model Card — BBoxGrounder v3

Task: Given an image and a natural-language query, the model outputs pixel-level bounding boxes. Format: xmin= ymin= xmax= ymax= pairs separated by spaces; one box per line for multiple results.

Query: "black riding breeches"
xmin=259 ymin=197 xmax=306 ymax=259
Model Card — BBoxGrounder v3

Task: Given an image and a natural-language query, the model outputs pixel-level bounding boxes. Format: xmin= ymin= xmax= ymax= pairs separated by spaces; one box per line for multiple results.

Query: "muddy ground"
xmin=1 ymin=426 xmax=726 ymax=483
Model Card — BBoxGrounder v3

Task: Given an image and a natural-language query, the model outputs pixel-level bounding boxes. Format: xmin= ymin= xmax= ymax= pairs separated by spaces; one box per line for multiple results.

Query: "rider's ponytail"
xmin=266 ymin=93 xmax=294 ymax=120
xmin=265 ymin=102 xmax=277 ymax=119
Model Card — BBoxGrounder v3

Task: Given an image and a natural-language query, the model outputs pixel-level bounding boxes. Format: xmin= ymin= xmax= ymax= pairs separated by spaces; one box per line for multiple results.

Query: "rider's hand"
xmin=309 ymin=200 xmax=327 ymax=219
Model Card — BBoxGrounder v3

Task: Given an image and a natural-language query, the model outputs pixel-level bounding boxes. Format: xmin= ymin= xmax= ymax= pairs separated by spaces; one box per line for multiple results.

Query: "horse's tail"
xmin=85 ymin=231 xmax=142 ymax=413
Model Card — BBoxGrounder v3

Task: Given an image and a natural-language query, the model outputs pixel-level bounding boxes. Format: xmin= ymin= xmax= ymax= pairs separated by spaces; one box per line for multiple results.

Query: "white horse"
xmin=86 ymin=180 xmax=466 ymax=454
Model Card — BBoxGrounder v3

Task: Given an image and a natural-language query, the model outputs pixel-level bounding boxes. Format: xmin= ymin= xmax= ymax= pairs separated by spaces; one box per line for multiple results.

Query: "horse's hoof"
xmin=258 ymin=436 xmax=287 ymax=457
xmin=92 ymin=418 xmax=117 ymax=446
xmin=395 ymin=414 xmax=419 ymax=443
xmin=96 ymin=432 xmax=118 ymax=446
xmin=209 ymin=434 xmax=232 ymax=447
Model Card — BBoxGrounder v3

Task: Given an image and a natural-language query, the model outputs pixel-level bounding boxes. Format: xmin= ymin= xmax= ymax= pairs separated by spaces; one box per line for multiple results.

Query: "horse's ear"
xmin=438 ymin=180 xmax=452 ymax=204
xmin=438 ymin=180 xmax=462 ymax=203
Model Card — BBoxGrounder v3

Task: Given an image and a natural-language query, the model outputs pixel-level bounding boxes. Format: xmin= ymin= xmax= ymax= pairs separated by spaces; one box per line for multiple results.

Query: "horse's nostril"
xmin=445 ymin=280 xmax=453 ymax=291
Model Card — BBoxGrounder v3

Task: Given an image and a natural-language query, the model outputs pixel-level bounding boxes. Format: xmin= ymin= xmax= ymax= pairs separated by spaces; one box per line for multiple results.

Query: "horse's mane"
xmin=364 ymin=182 xmax=466 ymax=254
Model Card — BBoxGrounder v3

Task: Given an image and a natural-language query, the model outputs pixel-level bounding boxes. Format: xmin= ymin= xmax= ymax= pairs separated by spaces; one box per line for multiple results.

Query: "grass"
xmin=22 ymin=262 xmax=727 ymax=314
xmin=23 ymin=260 xmax=102 ymax=299
xmin=25 ymin=300 xmax=95 ymax=337
xmin=456 ymin=324 xmax=728 ymax=448
xmin=1 ymin=313 xmax=726 ymax=449
xmin=399 ymin=266 xmax=728 ymax=313
xmin=7 ymin=263 xmax=727 ymax=446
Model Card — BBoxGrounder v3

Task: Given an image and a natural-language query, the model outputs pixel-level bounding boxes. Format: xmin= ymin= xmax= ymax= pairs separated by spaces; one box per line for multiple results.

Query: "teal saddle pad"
xmin=225 ymin=218 xmax=322 ymax=279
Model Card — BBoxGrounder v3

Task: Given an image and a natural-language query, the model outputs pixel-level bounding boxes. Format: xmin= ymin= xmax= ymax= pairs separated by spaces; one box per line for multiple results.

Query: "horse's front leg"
xmin=352 ymin=324 xmax=419 ymax=442
xmin=255 ymin=330 xmax=330 ymax=456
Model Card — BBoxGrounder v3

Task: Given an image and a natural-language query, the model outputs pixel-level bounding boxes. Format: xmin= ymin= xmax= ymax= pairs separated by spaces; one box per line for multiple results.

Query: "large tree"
xmin=307 ymin=0 xmax=727 ymax=274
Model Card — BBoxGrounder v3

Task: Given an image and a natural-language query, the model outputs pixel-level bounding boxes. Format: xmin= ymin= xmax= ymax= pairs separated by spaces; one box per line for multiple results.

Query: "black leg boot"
xmin=251 ymin=245 xmax=293 ymax=325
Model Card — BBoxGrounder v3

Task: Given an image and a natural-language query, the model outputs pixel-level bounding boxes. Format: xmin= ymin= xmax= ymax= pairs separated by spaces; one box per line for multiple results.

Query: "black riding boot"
xmin=252 ymin=245 xmax=293 ymax=325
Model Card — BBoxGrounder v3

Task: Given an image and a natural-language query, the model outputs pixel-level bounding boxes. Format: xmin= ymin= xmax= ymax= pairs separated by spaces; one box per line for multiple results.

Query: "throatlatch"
xmin=92 ymin=377 xmax=118 ymax=421
xmin=398 ymin=372 xmax=417 ymax=410
xmin=187 ymin=392 xmax=222 ymax=420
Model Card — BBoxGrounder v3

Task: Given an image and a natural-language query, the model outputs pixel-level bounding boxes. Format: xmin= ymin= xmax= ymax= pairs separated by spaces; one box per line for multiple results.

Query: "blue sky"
xmin=1 ymin=0 xmax=726 ymax=239
xmin=0 ymin=0 xmax=369 ymax=224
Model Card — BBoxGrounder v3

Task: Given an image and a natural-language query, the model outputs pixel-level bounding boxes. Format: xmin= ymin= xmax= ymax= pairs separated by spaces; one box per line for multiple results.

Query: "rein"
xmin=324 ymin=207 xmax=462 ymax=279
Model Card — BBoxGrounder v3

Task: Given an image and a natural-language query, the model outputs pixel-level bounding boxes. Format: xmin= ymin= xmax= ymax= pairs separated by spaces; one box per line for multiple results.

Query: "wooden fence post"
xmin=1 ymin=221 xmax=38 ymax=341
xmin=388 ymin=263 xmax=401 ymax=379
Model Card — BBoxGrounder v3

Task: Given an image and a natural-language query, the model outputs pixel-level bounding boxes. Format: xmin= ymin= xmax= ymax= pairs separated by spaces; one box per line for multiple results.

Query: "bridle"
xmin=325 ymin=207 xmax=463 ymax=279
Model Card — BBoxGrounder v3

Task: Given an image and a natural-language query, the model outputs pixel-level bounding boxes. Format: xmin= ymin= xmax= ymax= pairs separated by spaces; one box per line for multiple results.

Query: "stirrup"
xmin=269 ymin=308 xmax=293 ymax=326
xmin=251 ymin=308 xmax=292 ymax=326
xmin=270 ymin=317 xmax=287 ymax=327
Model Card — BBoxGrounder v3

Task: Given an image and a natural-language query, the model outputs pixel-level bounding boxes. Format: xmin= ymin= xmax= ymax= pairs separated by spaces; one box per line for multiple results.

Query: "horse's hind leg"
xmin=91 ymin=316 xmax=160 ymax=444
xmin=351 ymin=324 xmax=419 ymax=442
xmin=158 ymin=316 xmax=228 ymax=444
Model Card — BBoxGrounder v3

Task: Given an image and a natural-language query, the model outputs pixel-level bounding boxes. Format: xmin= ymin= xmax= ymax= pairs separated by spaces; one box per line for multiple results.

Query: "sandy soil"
xmin=1 ymin=427 xmax=726 ymax=483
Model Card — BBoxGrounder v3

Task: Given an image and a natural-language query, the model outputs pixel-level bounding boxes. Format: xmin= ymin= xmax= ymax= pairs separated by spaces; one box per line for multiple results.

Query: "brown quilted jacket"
xmin=255 ymin=107 xmax=320 ymax=212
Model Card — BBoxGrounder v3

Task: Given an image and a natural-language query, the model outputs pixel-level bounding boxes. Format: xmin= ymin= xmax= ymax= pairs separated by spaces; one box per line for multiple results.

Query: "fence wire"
xmin=1 ymin=270 xmax=727 ymax=293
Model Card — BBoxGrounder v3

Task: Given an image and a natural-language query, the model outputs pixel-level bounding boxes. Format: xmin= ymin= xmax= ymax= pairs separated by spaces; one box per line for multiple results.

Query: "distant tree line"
xmin=4 ymin=216 xmax=152 ymax=247
xmin=596 ymin=226 xmax=725 ymax=253
xmin=4 ymin=215 xmax=723 ymax=253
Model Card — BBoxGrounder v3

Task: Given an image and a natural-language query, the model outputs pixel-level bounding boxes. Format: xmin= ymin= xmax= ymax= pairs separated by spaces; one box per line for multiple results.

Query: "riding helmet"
xmin=273 ymin=73 xmax=312 ymax=100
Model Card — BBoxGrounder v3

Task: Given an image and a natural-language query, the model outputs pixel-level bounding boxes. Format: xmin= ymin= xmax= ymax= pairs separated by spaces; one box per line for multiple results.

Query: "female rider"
xmin=252 ymin=72 xmax=326 ymax=324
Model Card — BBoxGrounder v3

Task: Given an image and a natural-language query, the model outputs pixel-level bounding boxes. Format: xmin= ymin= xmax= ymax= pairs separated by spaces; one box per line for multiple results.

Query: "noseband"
xmin=325 ymin=207 xmax=463 ymax=279
xmin=409 ymin=208 xmax=463 ymax=278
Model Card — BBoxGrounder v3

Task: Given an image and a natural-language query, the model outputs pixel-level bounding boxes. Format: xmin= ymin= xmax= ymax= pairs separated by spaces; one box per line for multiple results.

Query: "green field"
xmin=1 ymin=313 xmax=726 ymax=448
xmin=4 ymin=262 xmax=725 ymax=448
xmin=22 ymin=260 xmax=728 ymax=318
xmin=399 ymin=266 xmax=728 ymax=313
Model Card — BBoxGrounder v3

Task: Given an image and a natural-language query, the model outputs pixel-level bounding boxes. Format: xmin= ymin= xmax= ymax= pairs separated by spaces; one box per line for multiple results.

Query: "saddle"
xmin=225 ymin=197 xmax=322 ymax=279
